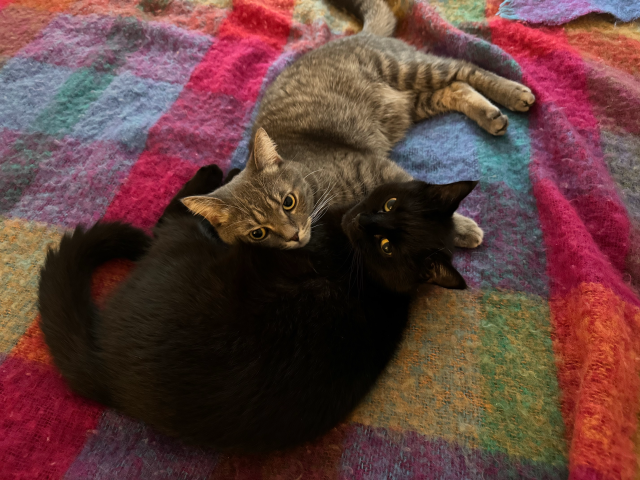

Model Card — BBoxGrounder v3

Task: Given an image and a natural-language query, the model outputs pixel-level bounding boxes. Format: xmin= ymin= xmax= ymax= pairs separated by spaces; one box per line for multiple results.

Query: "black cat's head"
xmin=341 ymin=180 xmax=477 ymax=294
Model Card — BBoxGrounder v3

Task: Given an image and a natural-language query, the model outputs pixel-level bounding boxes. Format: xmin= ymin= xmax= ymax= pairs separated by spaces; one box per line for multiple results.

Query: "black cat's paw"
xmin=452 ymin=213 xmax=484 ymax=248
xmin=224 ymin=168 xmax=242 ymax=185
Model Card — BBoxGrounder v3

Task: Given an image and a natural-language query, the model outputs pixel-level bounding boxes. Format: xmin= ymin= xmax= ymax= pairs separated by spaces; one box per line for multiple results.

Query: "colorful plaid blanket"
xmin=1 ymin=0 xmax=639 ymax=478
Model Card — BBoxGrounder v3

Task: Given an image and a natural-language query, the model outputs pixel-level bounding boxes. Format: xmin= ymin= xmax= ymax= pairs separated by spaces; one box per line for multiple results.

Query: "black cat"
xmin=38 ymin=165 xmax=476 ymax=452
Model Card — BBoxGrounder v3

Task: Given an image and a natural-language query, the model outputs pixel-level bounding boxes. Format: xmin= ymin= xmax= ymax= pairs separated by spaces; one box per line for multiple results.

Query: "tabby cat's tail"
xmin=327 ymin=0 xmax=412 ymax=37
xmin=38 ymin=222 xmax=150 ymax=405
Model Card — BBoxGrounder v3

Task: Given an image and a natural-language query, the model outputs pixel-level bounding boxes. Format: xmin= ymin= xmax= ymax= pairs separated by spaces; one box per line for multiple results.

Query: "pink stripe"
xmin=533 ymin=178 xmax=639 ymax=306
xmin=0 ymin=356 xmax=104 ymax=479
xmin=490 ymin=18 xmax=632 ymax=288
xmin=103 ymin=152 xmax=200 ymax=230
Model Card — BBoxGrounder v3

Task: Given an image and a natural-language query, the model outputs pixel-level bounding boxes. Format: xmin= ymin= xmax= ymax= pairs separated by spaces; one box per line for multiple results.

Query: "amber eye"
xmin=250 ymin=227 xmax=267 ymax=240
xmin=380 ymin=238 xmax=392 ymax=256
xmin=283 ymin=194 xmax=296 ymax=211
xmin=384 ymin=198 xmax=396 ymax=212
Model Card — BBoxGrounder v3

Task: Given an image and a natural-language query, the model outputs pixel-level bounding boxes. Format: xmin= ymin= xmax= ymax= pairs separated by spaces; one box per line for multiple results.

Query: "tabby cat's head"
xmin=182 ymin=129 xmax=314 ymax=249
xmin=341 ymin=180 xmax=477 ymax=293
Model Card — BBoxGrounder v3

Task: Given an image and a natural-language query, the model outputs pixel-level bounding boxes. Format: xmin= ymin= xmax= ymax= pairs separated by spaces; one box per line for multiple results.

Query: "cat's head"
xmin=341 ymin=180 xmax=477 ymax=293
xmin=182 ymin=129 xmax=315 ymax=249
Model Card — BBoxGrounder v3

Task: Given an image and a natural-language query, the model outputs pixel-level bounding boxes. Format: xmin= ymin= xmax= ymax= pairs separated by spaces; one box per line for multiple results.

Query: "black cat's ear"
xmin=250 ymin=128 xmax=282 ymax=172
xmin=421 ymin=255 xmax=467 ymax=290
xmin=224 ymin=168 xmax=242 ymax=185
xmin=424 ymin=181 xmax=478 ymax=214
xmin=181 ymin=196 xmax=230 ymax=227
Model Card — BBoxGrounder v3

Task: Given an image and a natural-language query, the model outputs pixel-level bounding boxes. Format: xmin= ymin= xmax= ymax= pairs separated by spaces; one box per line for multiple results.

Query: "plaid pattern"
xmin=1 ymin=0 xmax=639 ymax=477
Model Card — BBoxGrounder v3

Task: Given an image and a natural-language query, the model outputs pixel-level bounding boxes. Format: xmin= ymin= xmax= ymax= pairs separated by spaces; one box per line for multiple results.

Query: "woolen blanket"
xmin=1 ymin=0 xmax=639 ymax=478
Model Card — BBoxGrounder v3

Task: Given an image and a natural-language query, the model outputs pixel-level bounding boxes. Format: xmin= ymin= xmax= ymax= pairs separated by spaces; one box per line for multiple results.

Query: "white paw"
xmin=453 ymin=213 xmax=483 ymax=248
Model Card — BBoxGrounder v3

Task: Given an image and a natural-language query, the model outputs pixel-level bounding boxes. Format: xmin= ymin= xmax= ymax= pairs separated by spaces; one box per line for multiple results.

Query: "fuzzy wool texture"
xmin=0 ymin=0 xmax=639 ymax=478
xmin=497 ymin=0 xmax=640 ymax=25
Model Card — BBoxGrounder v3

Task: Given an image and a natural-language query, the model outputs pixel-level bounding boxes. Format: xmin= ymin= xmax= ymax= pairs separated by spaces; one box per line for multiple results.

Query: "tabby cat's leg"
xmin=453 ymin=64 xmax=535 ymax=113
xmin=452 ymin=212 xmax=483 ymax=248
xmin=415 ymin=82 xmax=509 ymax=136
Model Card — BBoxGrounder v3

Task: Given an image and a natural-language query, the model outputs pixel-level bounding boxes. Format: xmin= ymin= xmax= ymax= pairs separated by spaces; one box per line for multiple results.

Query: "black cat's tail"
xmin=326 ymin=0 xmax=412 ymax=37
xmin=38 ymin=222 xmax=151 ymax=405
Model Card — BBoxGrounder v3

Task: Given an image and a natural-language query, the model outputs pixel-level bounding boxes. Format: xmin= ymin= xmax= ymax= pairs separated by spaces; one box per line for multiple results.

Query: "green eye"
xmin=380 ymin=238 xmax=392 ymax=256
xmin=384 ymin=198 xmax=396 ymax=212
xmin=283 ymin=194 xmax=296 ymax=211
xmin=250 ymin=227 xmax=267 ymax=240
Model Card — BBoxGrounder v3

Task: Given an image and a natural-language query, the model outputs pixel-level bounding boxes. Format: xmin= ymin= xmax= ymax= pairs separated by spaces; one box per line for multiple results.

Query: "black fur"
xmin=38 ymin=165 xmax=474 ymax=453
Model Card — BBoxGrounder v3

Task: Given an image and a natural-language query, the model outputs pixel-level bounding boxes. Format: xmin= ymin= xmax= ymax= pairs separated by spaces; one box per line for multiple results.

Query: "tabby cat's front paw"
xmin=453 ymin=213 xmax=484 ymax=248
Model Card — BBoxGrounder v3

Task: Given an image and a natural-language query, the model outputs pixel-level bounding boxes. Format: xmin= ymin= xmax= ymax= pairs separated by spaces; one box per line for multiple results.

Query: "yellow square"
xmin=0 ymin=217 xmax=61 ymax=353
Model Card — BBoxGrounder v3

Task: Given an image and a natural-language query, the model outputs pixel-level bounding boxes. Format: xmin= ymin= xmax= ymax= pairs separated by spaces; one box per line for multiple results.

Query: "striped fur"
xmin=183 ymin=0 xmax=534 ymax=249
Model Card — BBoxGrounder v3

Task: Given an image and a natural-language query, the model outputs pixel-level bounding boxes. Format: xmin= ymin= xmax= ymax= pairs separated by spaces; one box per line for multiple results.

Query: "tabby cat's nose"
xmin=289 ymin=232 xmax=300 ymax=242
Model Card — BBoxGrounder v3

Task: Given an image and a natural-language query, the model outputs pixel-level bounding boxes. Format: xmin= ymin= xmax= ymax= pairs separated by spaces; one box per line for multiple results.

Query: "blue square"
xmin=391 ymin=113 xmax=481 ymax=183
xmin=71 ymin=72 xmax=182 ymax=152
xmin=0 ymin=58 xmax=72 ymax=130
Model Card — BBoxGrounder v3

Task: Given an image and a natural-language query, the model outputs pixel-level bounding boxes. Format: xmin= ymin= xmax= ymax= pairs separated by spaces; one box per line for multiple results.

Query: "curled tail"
xmin=326 ymin=0 xmax=412 ymax=37
xmin=38 ymin=222 xmax=150 ymax=405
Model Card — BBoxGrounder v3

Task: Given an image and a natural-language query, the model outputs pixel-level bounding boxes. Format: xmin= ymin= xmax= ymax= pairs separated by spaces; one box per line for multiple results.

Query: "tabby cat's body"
xmin=182 ymin=0 xmax=535 ymax=249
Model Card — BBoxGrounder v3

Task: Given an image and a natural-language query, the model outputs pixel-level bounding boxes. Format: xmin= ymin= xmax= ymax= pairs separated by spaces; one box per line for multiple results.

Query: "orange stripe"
xmin=551 ymin=283 xmax=640 ymax=479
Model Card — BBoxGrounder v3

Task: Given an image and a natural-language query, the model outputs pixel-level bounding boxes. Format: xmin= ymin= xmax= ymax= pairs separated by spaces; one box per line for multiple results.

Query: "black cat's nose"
xmin=289 ymin=232 xmax=300 ymax=242
xmin=357 ymin=213 xmax=372 ymax=228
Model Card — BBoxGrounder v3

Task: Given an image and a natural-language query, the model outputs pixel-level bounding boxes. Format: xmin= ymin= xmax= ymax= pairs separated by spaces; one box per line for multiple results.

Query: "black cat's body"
xmin=39 ymin=166 xmax=474 ymax=452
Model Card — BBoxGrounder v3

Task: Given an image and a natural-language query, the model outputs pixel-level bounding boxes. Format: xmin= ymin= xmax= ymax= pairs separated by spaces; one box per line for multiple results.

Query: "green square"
xmin=31 ymin=68 xmax=114 ymax=136
xmin=478 ymin=290 xmax=567 ymax=465
xmin=431 ymin=0 xmax=487 ymax=26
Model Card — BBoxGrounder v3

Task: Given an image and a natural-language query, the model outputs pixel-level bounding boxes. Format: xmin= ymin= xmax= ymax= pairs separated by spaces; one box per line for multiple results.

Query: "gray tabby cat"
xmin=182 ymin=0 xmax=535 ymax=249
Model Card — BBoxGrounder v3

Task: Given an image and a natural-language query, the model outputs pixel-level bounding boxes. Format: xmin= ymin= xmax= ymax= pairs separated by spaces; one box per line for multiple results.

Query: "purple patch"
xmin=17 ymin=14 xmax=115 ymax=69
xmin=339 ymin=424 xmax=567 ymax=479
xmin=64 ymin=410 xmax=219 ymax=480
xmin=9 ymin=138 xmax=138 ymax=227
xmin=454 ymin=182 xmax=548 ymax=296
xmin=71 ymin=72 xmax=182 ymax=152
xmin=498 ymin=0 xmax=640 ymax=25
xmin=0 ymin=132 xmax=61 ymax=214
xmin=0 ymin=129 xmax=21 ymax=157
xmin=0 ymin=58 xmax=72 ymax=131
xmin=119 ymin=21 xmax=213 ymax=85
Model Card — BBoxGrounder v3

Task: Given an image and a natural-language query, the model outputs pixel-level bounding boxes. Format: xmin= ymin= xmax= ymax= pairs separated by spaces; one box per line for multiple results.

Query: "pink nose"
xmin=289 ymin=232 xmax=299 ymax=242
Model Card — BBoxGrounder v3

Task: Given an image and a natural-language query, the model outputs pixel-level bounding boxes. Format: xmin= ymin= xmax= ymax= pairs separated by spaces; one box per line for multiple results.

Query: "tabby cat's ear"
xmin=251 ymin=128 xmax=282 ymax=172
xmin=181 ymin=196 xmax=230 ymax=227
xmin=424 ymin=181 xmax=478 ymax=215
xmin=420 ymin=255 xmax=467 ymax=290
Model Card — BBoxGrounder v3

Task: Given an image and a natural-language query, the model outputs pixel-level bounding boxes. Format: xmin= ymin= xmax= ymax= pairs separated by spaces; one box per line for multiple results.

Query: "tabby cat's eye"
xmin=384 ymin=198 xmax=396 ymax=212
xmin=283 ymin=194 xmax=296 ymax=211
xmin=250 ymin=227 xmax=268 ymax=240
xmin=380 ymin=238 xmax=392 ymax=256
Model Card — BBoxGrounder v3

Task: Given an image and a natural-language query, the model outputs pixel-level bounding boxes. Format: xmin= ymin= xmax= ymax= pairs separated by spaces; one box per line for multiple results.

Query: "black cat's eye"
xmin=283 ymin=194 xmax=296 ymax=211
xmin=380 ymin=238 xmax=392 ymax=256
xmin=250 ymin=227 xmax=268 ymax=240
xmin=384 ymin=198 xmax=396 ymax=212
